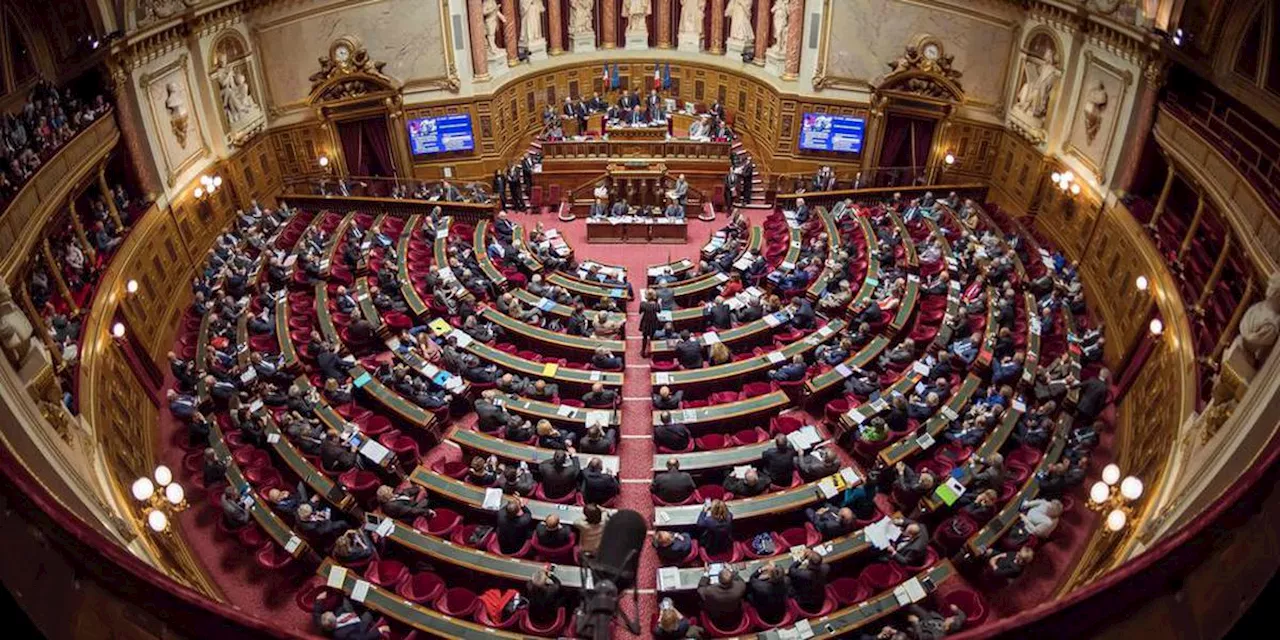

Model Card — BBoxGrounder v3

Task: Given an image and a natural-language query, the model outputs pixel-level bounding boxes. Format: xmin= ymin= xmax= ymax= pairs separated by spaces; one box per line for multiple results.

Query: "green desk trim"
xmin=652 ymin=320 xmax=846 ymax=388
xmin=648 ymin=390 xmax=789 ymax=429
xmin=260 ymin=415 xmax=356 ymax=513
xmin=276 ymin=298 xmax=299 ymax=368
xmin=355 ymin=278 xmax=381 ymax=330
xmin=653 ymin=468 xmax=856 ymax=527
xmin=546 ymin=271 xmax=633 ymax=301
xmin=448 ymin=427 xmax=620 ymax=471
xmin=921 ymin=405 xmax=1023 ymax=512
xmin=397 ymin=215 xmax=429 ymax=318
xmin=348 ymin=365 xmax=434 ymax=430
xmin=464 ymin=339 xmax=623 ymax=388
xmin=661 ymin=523 xmax=874 ymax=592
xmin=315 ymin=284 xmax=340 ymax=346
xmin=409 ymin=467 xmax=599 ymax=522
xmin=965 ymin=415 xmax=1071 ymax=555
xmin=491 ymin=393 xmax=620 ymax=428
xmin=803 ymin=335 xmax=891 ymax=397
xmin=209 ymin=422 xmax=308 ymax=557
xmin=481 ymin=307 xmax=625 ymax=356
xmin=877 ymin=373 xmax=982 ymax=466
xmin=806 ymin=207 xmax=844 ymax=300
xmin=473 ymin=220 xmax=509 ymax=290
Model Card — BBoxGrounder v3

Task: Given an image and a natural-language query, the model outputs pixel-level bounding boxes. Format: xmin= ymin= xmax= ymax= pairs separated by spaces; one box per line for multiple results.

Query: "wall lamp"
xmin=1089 ymin=463 xmax=1143 ymax=532
xmin=131 ymin=464 xmax=188 ymax=533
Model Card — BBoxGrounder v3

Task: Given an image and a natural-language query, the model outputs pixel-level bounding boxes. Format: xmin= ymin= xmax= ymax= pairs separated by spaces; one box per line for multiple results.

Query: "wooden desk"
xmin=647 ymin=259 xmax=696 ymax=283
xmin=649 ymin=310 xmax=780 ymax=358
xmin=806 ymin=208 xmax=844 ymax=300
xmin=472 ymin=220 xmax=509 ymax=291
xmin=288 ymin=193 xmax=497 ymax=226
xmin=209 ymin=422 xmax=310 ymax=559
xmin=802 ymin=335 xmax=892 ymax=402
xmin=652 ymin=424 xmax=822 ymax=473
xmin=315 ymin=560 xmax=532 ymax=639
xmin=461 ymin=337 xmax=623 ymax=391
xmin=653 ymin=468 xmax=859 ymax=527
xmin=965 ymin=417 xmax=1070 ymax=555
xmin=349 ymin=365 xmax=436 ymax=431
xmin=606 ymin=125 xmax=668 ymax=141
xmin=652 ymin=320 xmax=846 ymax=392
xmin=649 ymin=390 xmax=790 ymax=431
xmin=261 ymin=414 xmax=357 ymax=513
xmin=664 ymin=270 xmax=728 ymax=304
xmin=448 ymin=428 xmax=620 ymax=473
xmin=510 ymin=288 xmax=626 ymax=327
xmin=409 ymin=467 xmax=607 ymax=522
xmin=397 ymin=215 xmax=429 ymax=318
xmin=545 ymin=272 xmax=633 ymax=302
xmin=585 ymin=217 xmax=688 ymax=244
xmin=314 ymin=283 xmax=340 ymax=346
xmin=379 ymin=520 xmax=586 ymax=588
xmin=877 ymin=373 xmax=982 ymax=466
xmin=490 ymin=393 xmax=620 ymax=429
xmin=921 ymin=404 xmax=1022 ymax=512
xmin=275 ymin=298 xmax=300 ymax=368
xmin=480 ymin=308 xmax=625 ymax=361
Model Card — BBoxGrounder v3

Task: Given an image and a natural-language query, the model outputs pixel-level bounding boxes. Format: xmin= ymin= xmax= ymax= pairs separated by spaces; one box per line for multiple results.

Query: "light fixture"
xmin=1120 ymin=476 xmax=1144 ymax=501
xmin=131 ymin=477 xmax=155 ymax=501
xmin=1102 ymin=463 xmax=1121 ymax=485
xmin=1070 ymin=183 xmax=1081 ymax=195
xmin=147 ymin=509 xmax=169 ymax=533
xmin=1135 ymin=276 xmax=1149 ymax=292
xmin=213 ymin=176 xmax=223 ymax=188
xmin=1051 ymin=172 xmax=1061 ymax=184
xmin=193 ymin=187 xmax=204 ymax=199
xmin=944 ymin=153 xmax=956 ymax=166
xmin=1149 ymin=318 xmax=1164 ymax=336
xmin=133 ymin=464 xmax=188 ymax=536
xmin=1062 ymin=171 xmax=1074 ymax=183
xmin=318 ymin=155 xmax=330 ymax=168
xmin=1105 ymin=509 xmax=1127 ymax=532
xmin=1089 ymin=464 xmax=1144 ymax=533
xmin=111 ymin=322 xmax=126 ymax=339
xmin=126 ymin=279 xmax=139 ymax=294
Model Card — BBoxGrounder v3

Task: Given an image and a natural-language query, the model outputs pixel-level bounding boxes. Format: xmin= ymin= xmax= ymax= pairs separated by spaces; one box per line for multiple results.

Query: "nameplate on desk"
xmin=267 ymin=433 xmax=281 ymax=444
xmin=846 ymin=409 xmax=867 ymax=425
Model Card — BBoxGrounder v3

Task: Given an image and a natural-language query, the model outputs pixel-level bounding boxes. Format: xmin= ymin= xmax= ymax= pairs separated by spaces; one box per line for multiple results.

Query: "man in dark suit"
xmin=705 ymin=297 xmax=733 ymax=330
xmin=537 ymin=450 xmax=581 ymax=499
xmin=319 ymin=433 xmax=357 ymax=472
xmin=760 ymin=435 xmax=797 ymax=481
xmin=674 ymin=331 xmax=704 ymax=369
xmin=697 ymin=567 xmax=747 ymax=629
xmin=746 ymin=563 xmax=790 ymax=623
xmin=788 ymin=551 xmax=831 ymax=610
xmin=651 ymin=530 xmax=693 ymax=564
xmin=807 ymin=505 xmax=854 ymax=539
xmin=314 ymin=595 xmax=389 ymax=640
xmin=508 ymin=165 xmax=525 ymax=212
xmin=797 ymin=447 xmax=841 ymax=481
xmin=724 ymin=468 xmax=772 ymax=497
xmin=655 ymin=411 xmax=692 ymax=451
xmin=578 ymin=424 xmax=617 ymax=455
xmin=791 ymin=297 xmax=816 ymax=330
xmin=652 ymin=385 xmax=684 ymax=410
xmin=493 ymin=169 xmax=508 ymax=211
xmin=474 ymin=391 xmax=511 ymax=433
xmin=526 ymin=569 xmax=562 ymax=625
xmin=1075 ymin=368 xmax=1110 ymax=422
xmin=534 ymin=513 xmax=573 ymax=548
xmin=652 ymin=458 xmax=696 ymax=504
xmin=582 ymin=382 xmax=619 ymax=407
xmin=887 ymin=519 xmax=930 ymax=566
xmin=768 ymin=354 xmax=808 ymax=382
xmin=496 ymin=497 xmax=534 ymax=554
xmin=579 ymin=457 xmax=620 ymax=505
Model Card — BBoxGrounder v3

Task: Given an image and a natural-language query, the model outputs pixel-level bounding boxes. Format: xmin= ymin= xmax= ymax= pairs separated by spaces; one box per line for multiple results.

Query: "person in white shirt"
xmin=1018 ymin=498 xmax=1063 ymax=538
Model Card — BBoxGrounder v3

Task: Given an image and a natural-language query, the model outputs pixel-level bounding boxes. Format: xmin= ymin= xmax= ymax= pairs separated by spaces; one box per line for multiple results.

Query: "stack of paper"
xmin=359 ymin=439 xmax=392 ymax=465
xmin=556 ymin=405 xmax=577 ymax=417
xmin=351 ymin=580 xmax=371 ymax=603
xmin=585 ymin=410 xmax=611 ymax=427
xmin=657 ymin=567 xmax=682 ymax=591
xmin=482 ymin=487 xmax=504 ymax=510
xmin=327 ymin=566 xmax=348 ymax=589
xmin=866 ymin=518 xmax=902 ymax=550
xmin=766 ymin=351 xmax=786 ymax=364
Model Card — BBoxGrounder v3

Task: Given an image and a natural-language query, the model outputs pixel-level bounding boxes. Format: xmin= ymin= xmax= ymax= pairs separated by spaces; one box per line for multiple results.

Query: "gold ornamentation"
xmin=877 ymin=36 xmax=965 ymax=102
xmin=307 ymin=37 xmax=400 ymax=106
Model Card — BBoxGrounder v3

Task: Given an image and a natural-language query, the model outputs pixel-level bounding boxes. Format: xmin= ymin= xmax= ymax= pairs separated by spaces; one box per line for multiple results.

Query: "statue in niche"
xmin=622 ymin=0 xmax=652 ymax=39
xmin=769 ymin=0 xmax=791 ymax=54
xmin=1082 ymin=80 xmax=1109 ymax=143
xmin=138 ymin=0 xmax=204 ymax=25
xmin=213 ymin=54 xmax=260 ymax=125
xmin=679 ymin=0 xmax=706 ymax=38
xmin=482 ymin=0 xmax=506 ymax=56
xmin=519 ymin=0 xmax=545 ymax=46
xmin=164 ymin=81 xmax=190 ymax=148
xmin=725 ymin=0 xmax=754 ymax=43
xmin=569 ymin=0 xmax=594 ymax=35
xmin=1236 ymin=273 xmax=1280 ymax=368
xmin=1013 ymin=38 xmax=1060 ymax=122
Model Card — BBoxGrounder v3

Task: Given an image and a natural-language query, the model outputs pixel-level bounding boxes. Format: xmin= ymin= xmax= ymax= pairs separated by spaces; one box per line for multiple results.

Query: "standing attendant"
xmin=508 ymin=165 xmax=525 ymax=212
xmin=493 ymin=169 xmax=508 ymax=212
xmin=639 ymin=289 xmax=661 ymax=357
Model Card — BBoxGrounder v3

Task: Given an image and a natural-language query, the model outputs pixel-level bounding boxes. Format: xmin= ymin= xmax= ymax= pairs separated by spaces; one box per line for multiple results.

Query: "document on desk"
xmin=767 ymin=351 xmax=786 ymax=364
xmin=658 ymin=566 xmax=682 ymax=591
xmin=351 ymin=580 xmax=371 ymax=603
xmin=482 ymin=488 xmax=504 ymax=511
xmin=327 ymin=566 xmax=348 ymax=589
xmin=585 ymin=410 xmax=611 ymax=427
xmin=866 ymin=518 xmax=902 ymax=550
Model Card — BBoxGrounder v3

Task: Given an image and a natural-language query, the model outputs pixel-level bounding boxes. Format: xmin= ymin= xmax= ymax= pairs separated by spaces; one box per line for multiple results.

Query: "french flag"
xmin=653 ymin=66 xmax=662 ymax=91
xmin=602 ymin=65 xmax=609 ymax=84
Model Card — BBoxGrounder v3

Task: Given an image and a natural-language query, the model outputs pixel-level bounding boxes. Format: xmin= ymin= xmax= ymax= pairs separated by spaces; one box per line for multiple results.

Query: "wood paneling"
xmin=989 ymin=133 xmax=1047 ymax=215
xmin=939 ymin=119 xmax=1003 ymax=181
xmin=267 ymin=122 xmax=328 ymax=183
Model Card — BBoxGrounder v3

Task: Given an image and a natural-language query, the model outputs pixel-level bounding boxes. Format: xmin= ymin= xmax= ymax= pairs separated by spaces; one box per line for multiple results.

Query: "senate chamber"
xmin=1 ymin=1 xmax=1278 ymax=639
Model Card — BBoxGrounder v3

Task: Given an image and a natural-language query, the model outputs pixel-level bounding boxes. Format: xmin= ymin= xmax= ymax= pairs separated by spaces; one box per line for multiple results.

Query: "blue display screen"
xmin=407 ymin=114 xmax=475 ymax=155
xmin=798 ymin=113 xmax=865 ymax=153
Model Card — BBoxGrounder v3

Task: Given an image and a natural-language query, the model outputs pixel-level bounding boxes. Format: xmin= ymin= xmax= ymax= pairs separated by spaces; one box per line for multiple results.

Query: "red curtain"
xmin=880 ymin=114 xmax=937 ymax=185
xmin=337 ymin=117 xmax=395 ymax=178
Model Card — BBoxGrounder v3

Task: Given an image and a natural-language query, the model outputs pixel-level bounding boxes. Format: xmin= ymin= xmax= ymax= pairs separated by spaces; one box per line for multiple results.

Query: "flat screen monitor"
xmin=798 ymin=113 xmax=865 ymax=153
xmin=407 ymin=114 xmax=475 ymax=155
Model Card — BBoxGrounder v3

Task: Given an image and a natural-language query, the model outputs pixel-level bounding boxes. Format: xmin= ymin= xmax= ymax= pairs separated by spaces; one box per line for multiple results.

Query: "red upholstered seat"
xmin=486 ymin=534 xmax=534 ymax=559
xmin=237 ymin=524 xmax=268 ymax=549
xmin=294 ymin=578 xmax=329 ymax=612
xmin=825 ymin=398 xmax=851 ymax=424
xmin=778 ymin=524 xmax=822 ymax=548
xmin=531 ymin=532 xmax=577 ymax=564
xmin=771 ymin=415 xmax=803 ymax=434
xmin=414 ymin=508 xmax=462 ymax=537
xmin=745 ymin=602 xmax=794 ymax=630
xmin=255 ymin=543 xmax=295 ymax=570
xmin=520 ymin=606 xmax=566 ymax=636
xmin=699 ymin=540 xmax=744 ymax=564
xmin=695 ymin=433 xmax=728 ymax=451
xmin=436 ymin=587 xmax=479 ymax=619
xmin=364 ymin=559 xmax=410 ymax=589
xmin=431 ymin=458 xmax=469 ymax=480
xmin=657 ymin=438 xmax=694 ymax=454
xmin=358 ymin=414 xmax=394 ymax=437
xmin=534 ymin=483 xmax=578 ymax=504
xmin=827 ymin=576 xmax=871 ymax=606
xmin=697 ymin=485 xmax=729 ymax=502
xmin=397 ymin=572 xmax=445 ymax=605
xmin=860 ymin=562 xmax=905 ymax=591
xmin=702 ymin=610 xmax=751 ymax=637
xmin=476 ymin=605 xmax=526 ymax=630
xmin=788 ymin=594 xmax=838 ymax=619
xmin=730 ymin=428 xmax=768 ymax=446
xmin=741 ymin=381 xmax=773 ymax=398
xmin=941 ymin=588 xmax=988 ymax=626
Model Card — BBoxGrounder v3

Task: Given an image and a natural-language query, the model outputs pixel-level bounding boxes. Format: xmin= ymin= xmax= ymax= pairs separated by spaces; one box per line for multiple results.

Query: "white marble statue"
xmin=1014 ymin=48 xmax=1060 ymax=121
xmin=725 ymin=0 xmax=754 ymax=43
xmin=519 ymin=0 xmax=546 ymax=46
xmin=569 ymin=0 xmax=594 ymax=35
xmin=679 ymin=0 xmax=705 ymax=37
xmin=1082 ymin=80 xmax=1109 ymax=143
xmin=213 ymin=54 xmax=260 ymax=125
xmin=1237 ymin=273 xmax=1280 ymax=367
xmin=164 ymin=81 xmax=190 ymax=148
xmin=769 ymin=0 xmax=791 ymax=53
xmin=482 ymin=0 xmax=506 ymax=56
xmin=0 ymin=276 xmax=44 ymax=370
xmin=622 ymin=0 xmax=652 ymax=39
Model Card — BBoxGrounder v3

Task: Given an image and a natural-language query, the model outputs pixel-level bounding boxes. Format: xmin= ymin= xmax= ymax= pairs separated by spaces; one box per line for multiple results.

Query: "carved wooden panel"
xmin=118 ymin=210 xmax=193 ymax=361
xmin=93 ymin=343 xmax=155 ymax=492
xmin=990 ymin=133 xmax=1046 ymax=214
xmin=940 ymin=120 xmax=1002 ymax=180
xmin=268 ymin=122 xmax=327 ymax=180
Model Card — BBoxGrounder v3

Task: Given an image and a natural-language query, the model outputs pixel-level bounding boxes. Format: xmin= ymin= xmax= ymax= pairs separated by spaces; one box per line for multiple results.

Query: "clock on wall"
xmin=328 ymin=37 xmax=362 ymax=70
xmin=923 ymin=42 xmax=941 ymax=61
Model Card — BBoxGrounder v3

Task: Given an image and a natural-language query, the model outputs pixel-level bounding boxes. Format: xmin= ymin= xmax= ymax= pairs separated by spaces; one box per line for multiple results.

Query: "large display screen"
xmin=798 ymin=113 xmax=865 ymax=153
xmin=407 ymin=114 xmax=475 ymax=155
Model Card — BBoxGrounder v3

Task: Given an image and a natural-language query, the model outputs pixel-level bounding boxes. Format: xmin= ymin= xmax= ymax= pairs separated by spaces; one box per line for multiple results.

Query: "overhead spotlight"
xmin=1135 ymin=276 xmax=1149 ymax=292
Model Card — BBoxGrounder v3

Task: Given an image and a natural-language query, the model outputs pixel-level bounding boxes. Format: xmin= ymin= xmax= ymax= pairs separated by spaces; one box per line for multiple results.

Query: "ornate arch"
xmin=874 ymin=35 xmax=965 ymax=105
xmin=306 ymin=36 xmax=401 ymax=109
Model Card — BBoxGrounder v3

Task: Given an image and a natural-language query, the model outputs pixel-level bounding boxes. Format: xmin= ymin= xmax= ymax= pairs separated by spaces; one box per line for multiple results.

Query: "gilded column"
xmin=1146 ymin=162 xmax=1175 ymax=231
xmin=709 ymin=0 xmax=725 ymax=54
xmin=783 ymin=0 xmax=803 ymax=79
xmin=548 ymin=0 xmax=565 ymax=54
xmin=753 ymin=0 xmax=770 ymax=64
xmin=657 ymin=0 xmax=674 ymax=48
xmin=97 ymin=165 xmax=125 ymax=231
xmin=467 ymin=0 xmax=491 ymax=79
xmin=1195 ymin=235 xmax=1231 ymax=310
xmin=41 ymin=238 xmax=78 ymax=316
xmin=108 ymin=64 xmax=163 ymax=200
xmin=503 ymin=0 xmax=520 ymax=65
xmin=66 ymin=200 xmax=96 ymax=264
xmin=1177 ymin=193 xmax=1205 ymax=260
xmin=602 ymin=0 xmax=618 ymax=49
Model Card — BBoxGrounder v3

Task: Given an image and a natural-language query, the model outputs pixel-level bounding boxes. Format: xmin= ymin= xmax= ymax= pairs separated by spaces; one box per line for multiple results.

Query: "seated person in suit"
xmin=498 ymin=464 xmax=537 ymax=497
xmin=697 ymin=499 xmax=734 ymax=554
xmin=904 ymin=603 xmax=968 ymax=639
xmin=534 ymin=513 xmax=574 ymax=548
xmin=582 ymin=382 xmax=619 ymax=407
xmin=652 ymin=458 xmax=697 ymax=504
xmin=590 ymin=347 xmax=624 ymax=370
xmin=526 ymin=569 xmax=563 ymax=626
xmin=651 ymin=530 xmax=693 ymax=564
xmin=746 ymin=562 xmax=790 ymax=623
xmin=655 ymin=411 xmax=692 ymax=451
xmin=987 ymin=546 xmax=1034 ymax=580
xmin=580 ymin=457 xmax=620 ymax=505
xmin=697 ymin=567 xmax=747 ymax=629
xmin=723 ymin=468 xmax=772 ymax=497
xmin=760 ymin=435 xmax=797 ymax=482
xmin=505 ymin=416 xmax=536 ymax=442
xmin=467 ymin=455 xmax=499 ymax=486
xmin=797 ymin=446 xmax=841 ymax=482
xmin=332 ymin=528 xmax=375 ymax=564
xmin=536 ymin=419 xmax=575 ymax=450
xmin=537 ymin=450 xmax=580 ymax=499
xmin=376 ymin=485 xmax=434 ymax=521
xmin=313 ymin=595 xmax=389 ymax=640
xmin=578 ymin=423 xmax=617 ymax=455
xmin=885 ymin=518 xmax=930 ymax=566
xmin=807 ymin=505 xmax=855 ymax=539
xmin=496 ymin=497 xmax=534 ymax=554
xmin=788 ymin=550 xmax=831 ymax=610
xmin=652 ymin=385 xmax=684 ymax=410
xmin=768 ymin=354 xmax=808 ymax=383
